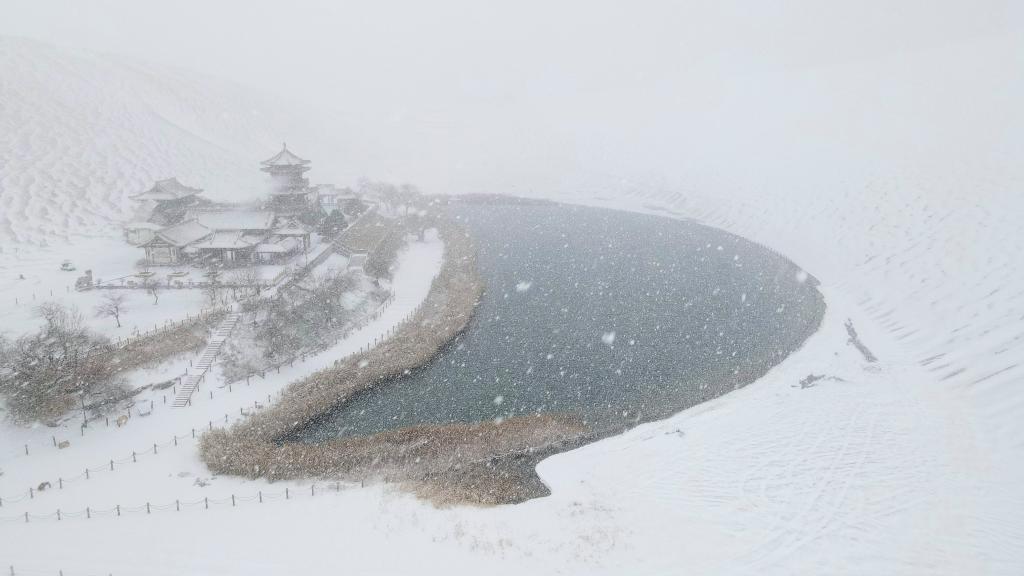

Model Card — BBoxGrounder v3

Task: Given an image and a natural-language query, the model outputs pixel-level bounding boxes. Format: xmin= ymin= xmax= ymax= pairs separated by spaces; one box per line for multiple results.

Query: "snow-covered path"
xmin=172 ymin=312 xmax=242 ymax=407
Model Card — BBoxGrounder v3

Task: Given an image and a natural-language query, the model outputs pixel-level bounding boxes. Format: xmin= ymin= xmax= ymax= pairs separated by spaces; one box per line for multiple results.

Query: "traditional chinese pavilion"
xmin=130 ymin=177 xmax=206 ymax=225
xmin=261 ymin=143 xmax=315 ymax=215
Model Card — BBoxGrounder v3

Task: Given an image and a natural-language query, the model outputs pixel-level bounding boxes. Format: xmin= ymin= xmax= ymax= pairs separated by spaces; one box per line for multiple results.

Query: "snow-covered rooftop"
xmin=187 ymin=230 xmax=258 ymax=250
xmin=131 ymin=177 xmax=203 ymax=202
xmin=256 ymin=236 xmax=300 ymax=253
xmin=151 ymin=219 xmax=211 ymax=247
xmin=189 ymin=210 xmax=275 ymax=231
xmin=273 ymin=218 xmax=310 ymax=236
xmin=260 ymin=143 xmax=310 ymax=167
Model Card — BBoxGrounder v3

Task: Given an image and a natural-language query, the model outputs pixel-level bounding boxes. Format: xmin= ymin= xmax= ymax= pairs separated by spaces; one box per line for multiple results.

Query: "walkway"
xmin=171 ymin=312 xmax=242 ymax=407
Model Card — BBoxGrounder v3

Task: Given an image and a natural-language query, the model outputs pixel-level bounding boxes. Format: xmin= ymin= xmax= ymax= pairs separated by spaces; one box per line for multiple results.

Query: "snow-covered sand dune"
xmin=520 ymin=33 xmax=1024 ymax=574
xmin=0 ymin=37 xmax=292 ymax=251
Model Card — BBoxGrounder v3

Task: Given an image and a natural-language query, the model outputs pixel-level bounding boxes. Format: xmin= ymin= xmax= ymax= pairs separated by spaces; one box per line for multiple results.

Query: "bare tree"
xmin=203 ymin=270 xmax=222 ymax=305
xmin=140 ymin=276 xmax=161 ymax=305
xmin=94 ymin=292 xmax=128 ymax=327
xmin=232 ymin=264 xmax=262 ymax=298
xmin=0 ymin=303 xmax=110 ymax=422
xmin=398 ymin=183 xmax=421 ymax=215
xmin=358 ymin=178 xmax=399 ymax=214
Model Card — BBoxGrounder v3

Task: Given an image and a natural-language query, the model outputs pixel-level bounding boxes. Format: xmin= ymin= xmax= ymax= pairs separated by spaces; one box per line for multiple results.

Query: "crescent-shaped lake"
xmin=296 ymin=200 xmax=825 ymax=441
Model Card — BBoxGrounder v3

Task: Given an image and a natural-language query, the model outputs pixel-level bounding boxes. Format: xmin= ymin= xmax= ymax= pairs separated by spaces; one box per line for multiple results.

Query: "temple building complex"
xmin=130 ymin=144 xmax=339 ymax=268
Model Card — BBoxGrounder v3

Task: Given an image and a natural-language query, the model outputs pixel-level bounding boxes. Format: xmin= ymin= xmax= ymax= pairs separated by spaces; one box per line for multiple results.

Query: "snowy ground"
xmin=1 ymin=29 xmax=1022 ymax=576
xmin=3 ymin=183 xmax=1020 ymax=574
xmin=0 ymin=234 xmax=444 ymax=575
xmin=0 ymin=235 xmax=213 ymax=341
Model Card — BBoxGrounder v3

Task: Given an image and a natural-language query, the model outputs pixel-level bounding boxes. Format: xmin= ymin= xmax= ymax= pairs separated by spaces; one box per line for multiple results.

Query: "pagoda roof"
xmin=132 ymin=178 xmax=203 ymax=202
xmin=273 ymin=217 xmax=311 ymax=236
xmin=261 ymin=143 xmax=311 ymax=168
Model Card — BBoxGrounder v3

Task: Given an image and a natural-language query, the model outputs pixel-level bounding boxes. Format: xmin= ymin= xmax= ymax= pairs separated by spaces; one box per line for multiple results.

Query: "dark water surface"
xmin=296 ymin=201 xmax=824 ymax=441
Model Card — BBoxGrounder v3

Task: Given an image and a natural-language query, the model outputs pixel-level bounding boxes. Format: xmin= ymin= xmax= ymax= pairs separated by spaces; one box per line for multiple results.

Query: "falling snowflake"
xmin=602 ymin=331 xmax=616 ymax=346
xmin=515 ymin=281 xmax=532 ymax=292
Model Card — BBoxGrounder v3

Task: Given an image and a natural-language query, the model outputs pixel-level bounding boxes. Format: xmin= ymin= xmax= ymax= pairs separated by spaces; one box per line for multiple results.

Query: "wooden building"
xmin=130 ymin=178 xmax=206 ymax=225
xmin=261 ymin=143 xmax=316 ymax=215
xmin=140 ymin=209 xmax=305 ymax=266
xmin=141 ymin=219 xmax=212 ymax=265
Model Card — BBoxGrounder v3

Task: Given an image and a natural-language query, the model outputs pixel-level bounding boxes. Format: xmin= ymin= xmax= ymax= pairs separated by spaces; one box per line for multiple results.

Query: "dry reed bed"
xmin=107 ymin=311 xmax=226 ymax=374
xmin=202 ymin=215 xmax=599 ymax=504
xmin=202 ymin=217 xmax=576 ymax=499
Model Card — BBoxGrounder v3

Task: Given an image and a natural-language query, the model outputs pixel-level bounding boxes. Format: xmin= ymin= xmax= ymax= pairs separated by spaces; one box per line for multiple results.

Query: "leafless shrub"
xmin=230 ymin=264 xmax=262 ymax=297
xmin=0 ymin=303 xmax=111 ymax=422
xmin=364 ymin=225 xmax=406 ymax=279
xmin=94 ymin=292 xmax=128 ymax=327
xmin=0 ymin=303 xmax=223 ymax=424
xmin=219 ymin=270 xmax=377 ymax=381
xmin=140 ymin=276 xmax=161 ymax=304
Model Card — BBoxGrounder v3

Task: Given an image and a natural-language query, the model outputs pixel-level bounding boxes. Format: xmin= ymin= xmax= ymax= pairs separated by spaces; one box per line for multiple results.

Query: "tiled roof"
xmin=132 ymin=178 xmax=202 ymax=201
xmin=187 ymin=230 xmax=258 ymax=250
xmin=189 ymin=210 xmax=275 ymax=231
xmin=260 ymin=143 xmax=310 ymax=167
xmin=151 ymin=219 xmax=211 ymax=247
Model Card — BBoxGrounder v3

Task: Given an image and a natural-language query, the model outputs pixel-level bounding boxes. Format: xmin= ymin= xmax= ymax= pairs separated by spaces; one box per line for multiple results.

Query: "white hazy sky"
xmin=1 ymin=0 xmax=1021 ymax=196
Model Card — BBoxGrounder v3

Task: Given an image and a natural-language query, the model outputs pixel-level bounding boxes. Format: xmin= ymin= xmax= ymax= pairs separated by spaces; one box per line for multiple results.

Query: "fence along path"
xmin=0 ymin=295 xmax=412 ymax=507
xmin=171 ymin=312 xmax=241 ymax=407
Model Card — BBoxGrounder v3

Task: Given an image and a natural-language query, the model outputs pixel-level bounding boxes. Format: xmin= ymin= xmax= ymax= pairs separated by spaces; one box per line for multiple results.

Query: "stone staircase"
xmin=172 ymin=312 xmax=242 ymax=408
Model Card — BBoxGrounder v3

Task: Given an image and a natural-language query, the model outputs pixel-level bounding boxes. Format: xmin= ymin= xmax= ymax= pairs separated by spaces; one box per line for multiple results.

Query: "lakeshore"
xmin=204 ymin=199 xmax=825 ymax=504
